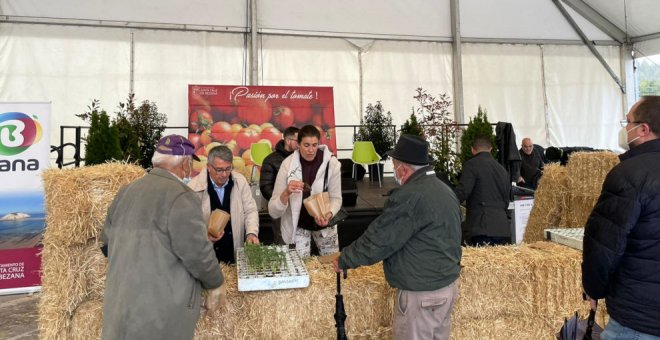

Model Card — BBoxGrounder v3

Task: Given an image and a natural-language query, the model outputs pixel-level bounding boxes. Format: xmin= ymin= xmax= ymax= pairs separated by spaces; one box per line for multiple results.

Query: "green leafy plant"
xmin=399 ymin=110 xmax=425 ymax=138
xmin=354 ymin=101 xmax=396 ymax=157
xmin=117 ymin=93 xmax=167 ymax=169
xmin=244 ymin=243 xmax=287 ymax=273
xmin=413 ymin=88 xmax=461 ymax=184
xmin=459 ymin=106 xmax=496 ymax=163
xmin=76 ymin=94 xmax=167 ymax=169
xmin=81 ymin=101 xmax=122 ymax=166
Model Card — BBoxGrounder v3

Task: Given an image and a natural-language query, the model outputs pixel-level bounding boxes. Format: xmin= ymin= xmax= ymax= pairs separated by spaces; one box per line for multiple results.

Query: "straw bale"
xmin=195 ymin=259 xmax=395 ymax=340
xmin=83 ymin=239 xmax=108 ymax=301
xmin=453 ymin=242 xmax=608 ymax=339
xmin=523 ymin=164 xmax=569 ymax=243
xmin=39 ymin=238 xmax=107 ymax=339
xmin=559 ymin=152 xmax=619 ymax=228
xmin=42 ymin=162 xmax=145 ymax=247
xmin=70 ymin=299 xmax=103 ymax=340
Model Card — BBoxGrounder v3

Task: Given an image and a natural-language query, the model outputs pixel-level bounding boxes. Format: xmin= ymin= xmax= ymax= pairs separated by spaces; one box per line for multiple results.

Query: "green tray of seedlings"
xmin=236 ymin=244 xmax=309 ymax=292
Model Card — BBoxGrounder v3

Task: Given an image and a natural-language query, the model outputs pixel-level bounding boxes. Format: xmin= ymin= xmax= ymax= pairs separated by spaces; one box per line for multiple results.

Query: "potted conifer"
xmin=354 ymin=101 xmax=395 ymax=182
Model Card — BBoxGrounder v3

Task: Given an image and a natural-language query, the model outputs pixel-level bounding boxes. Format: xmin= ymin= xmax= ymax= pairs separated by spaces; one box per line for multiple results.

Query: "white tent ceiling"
xmin=1 ymin=0 xmax=659 ymax=159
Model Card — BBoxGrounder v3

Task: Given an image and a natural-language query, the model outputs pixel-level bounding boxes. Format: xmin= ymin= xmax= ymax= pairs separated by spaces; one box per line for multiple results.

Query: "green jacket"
xmin=339 ymin=166 xmax=462 ymax=291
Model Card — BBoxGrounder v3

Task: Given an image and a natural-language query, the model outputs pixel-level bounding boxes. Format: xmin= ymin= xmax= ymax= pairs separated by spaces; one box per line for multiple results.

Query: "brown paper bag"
xmin=208 ymin=209 xmax=230 ymax=238
xmin=303 ymin=192 xmax=331 ymax=218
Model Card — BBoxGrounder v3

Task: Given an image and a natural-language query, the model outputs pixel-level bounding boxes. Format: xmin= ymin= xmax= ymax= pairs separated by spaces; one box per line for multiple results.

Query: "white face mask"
xmin=393 ymin=164 xmax=402 ymax=186
xmin=618 ymin=124 xmax=642 ymax=150
xmin=182 ymin=159 xmax=192 ymax=184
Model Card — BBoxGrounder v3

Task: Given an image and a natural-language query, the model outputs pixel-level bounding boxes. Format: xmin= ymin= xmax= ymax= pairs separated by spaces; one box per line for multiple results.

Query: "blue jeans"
xmin=602 ymin=318 xmax=660 ymax=340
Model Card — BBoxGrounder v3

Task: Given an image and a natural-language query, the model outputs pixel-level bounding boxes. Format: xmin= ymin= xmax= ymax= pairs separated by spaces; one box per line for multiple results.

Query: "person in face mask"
xmin=187 ymin=145 xmax=260 ymax=263
xmin=583 ymin=96 xmax=660 ymax=339
xmin=100 ymin=134 xmax=223 ymax=340
xmin=333 ymin=135 xmax=462 ymax=340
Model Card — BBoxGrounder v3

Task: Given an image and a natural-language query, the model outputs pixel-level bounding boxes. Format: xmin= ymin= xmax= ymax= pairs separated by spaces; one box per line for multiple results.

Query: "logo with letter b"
xmin=0 ymin=112 xmax=43 ymax=156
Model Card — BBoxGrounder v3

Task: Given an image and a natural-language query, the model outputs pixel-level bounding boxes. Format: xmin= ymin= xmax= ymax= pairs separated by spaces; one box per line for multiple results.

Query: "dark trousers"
xmin=467 ymin=235 xmax=511 ymax=247
xmin=271 ymin=218 xmax=284 ymax=245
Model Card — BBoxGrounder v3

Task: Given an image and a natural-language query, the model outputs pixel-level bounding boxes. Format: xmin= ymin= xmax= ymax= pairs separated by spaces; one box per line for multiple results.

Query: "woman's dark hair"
xmin=297 ymin=125 xmax=321 ymax=143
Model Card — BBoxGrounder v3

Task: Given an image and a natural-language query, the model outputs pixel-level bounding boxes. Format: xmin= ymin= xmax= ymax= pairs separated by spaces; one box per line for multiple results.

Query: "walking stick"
xmin=335 ymin=269 xmax=348 ymax=340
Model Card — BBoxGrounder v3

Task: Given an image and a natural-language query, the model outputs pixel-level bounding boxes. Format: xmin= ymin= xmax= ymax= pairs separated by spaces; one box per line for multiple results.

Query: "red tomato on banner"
xmin=273 ymin=106 xmax=295 ymax=130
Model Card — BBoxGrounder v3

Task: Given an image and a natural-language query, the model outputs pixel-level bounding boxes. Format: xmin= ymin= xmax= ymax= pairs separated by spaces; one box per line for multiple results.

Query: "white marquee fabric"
xmin=1 ymin=0 xmax=657 ymax=160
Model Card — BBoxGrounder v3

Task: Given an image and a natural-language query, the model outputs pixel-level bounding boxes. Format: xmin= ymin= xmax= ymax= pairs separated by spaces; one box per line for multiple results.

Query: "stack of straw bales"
xmin=195 ymin=260 xmax=395 ymax=339
xmin=454 ymin=242 xmax=607 ymax=339
xmin=41 ymin=163 xmax=608 ymax=339
xmin=524 ymin=164 xmax=568 ymax=243
xmin=559 ymin=152 xmax=619 ymax=228
xmin=40 ymin=163 xmax=145 ymax=339
xmin=524 ymin=152 xmax=619 ymax=243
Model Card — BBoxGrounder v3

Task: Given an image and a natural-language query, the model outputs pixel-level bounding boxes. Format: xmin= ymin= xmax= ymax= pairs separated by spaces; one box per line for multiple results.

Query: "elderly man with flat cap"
xmin=333 ymin=134 xmax=462 ymax=340
xmin=101 ymin=134 xmax=223 ymax=340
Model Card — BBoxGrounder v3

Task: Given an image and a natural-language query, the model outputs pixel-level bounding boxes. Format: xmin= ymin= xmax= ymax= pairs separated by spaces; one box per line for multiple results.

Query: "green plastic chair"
xmin=351 ymin=141 xmax=382 ymax=187
xmin=250 ymin=142 xmax=273 ymax=182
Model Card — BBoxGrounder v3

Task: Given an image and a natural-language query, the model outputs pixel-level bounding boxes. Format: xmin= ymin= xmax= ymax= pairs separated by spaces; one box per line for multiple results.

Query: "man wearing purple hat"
xmin=333 ymin=134 xmax=462 ymax=340
xmin=101 ymin=134 xmax=223 ymax=340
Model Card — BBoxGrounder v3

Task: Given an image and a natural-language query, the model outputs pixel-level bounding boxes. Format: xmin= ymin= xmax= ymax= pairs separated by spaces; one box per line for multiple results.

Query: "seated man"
xmin=455 ymin=136 xmax=512 ymax=246
xmin=517 ymin=137 xmax=544 ymax=189
xmin=188 ymin=145 xmax=259 ymax=263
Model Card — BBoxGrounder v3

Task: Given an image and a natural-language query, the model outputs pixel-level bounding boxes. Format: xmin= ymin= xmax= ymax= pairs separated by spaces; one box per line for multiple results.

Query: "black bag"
xmin=557 ymin=308 xmax=603 ymax=340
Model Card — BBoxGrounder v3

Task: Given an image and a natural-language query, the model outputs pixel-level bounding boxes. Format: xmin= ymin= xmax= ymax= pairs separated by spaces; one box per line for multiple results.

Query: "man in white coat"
xmin=268 ymin=125 xmax=342 ymax=257
xmin=188 ymin=145 xmax=259 ymax=263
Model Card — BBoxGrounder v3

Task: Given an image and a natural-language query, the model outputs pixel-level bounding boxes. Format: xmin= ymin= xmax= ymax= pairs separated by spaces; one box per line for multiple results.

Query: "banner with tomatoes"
xmin=188 ymin=85 xmax=336 ymax=180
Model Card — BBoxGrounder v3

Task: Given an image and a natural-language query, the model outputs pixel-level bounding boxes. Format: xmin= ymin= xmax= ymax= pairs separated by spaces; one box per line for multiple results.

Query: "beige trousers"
xmin=393 ymin=279 xmax=460 ymax=340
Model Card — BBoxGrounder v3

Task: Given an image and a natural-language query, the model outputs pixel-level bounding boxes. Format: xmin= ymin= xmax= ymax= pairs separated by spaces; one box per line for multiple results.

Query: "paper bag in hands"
xmin=208 ymin=209 xmax=230 ymax=238
xmin=203 ymin=282 xmax=227 ymax=313
xmin=303 ymin=192 xmax=331 ymax=219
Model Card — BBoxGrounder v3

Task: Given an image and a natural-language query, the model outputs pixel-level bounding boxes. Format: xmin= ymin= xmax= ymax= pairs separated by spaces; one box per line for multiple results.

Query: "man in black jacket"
xmin=455 ymin=136 xmax=511 ymax=246
xmin=259 ymin=126 xmax=298 ymax=244
xmin=517 ymin=137 xmax=544 ymax=190
xmin=583 ymin=96 xmax=660 ymax=338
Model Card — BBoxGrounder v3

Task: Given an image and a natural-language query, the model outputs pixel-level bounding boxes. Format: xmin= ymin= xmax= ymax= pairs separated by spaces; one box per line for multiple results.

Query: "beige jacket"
xmin=188 ymin=168 xmax=259 ymax=252
xmin=268 ymin=146 xmax=342 ymax=244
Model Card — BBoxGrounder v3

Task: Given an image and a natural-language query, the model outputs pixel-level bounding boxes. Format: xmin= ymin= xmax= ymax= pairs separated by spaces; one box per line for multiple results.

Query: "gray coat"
xmin=455 ymin=152 xmax=511 ymax=238
xmin=101 ymin=168 xmax=223 ymax=340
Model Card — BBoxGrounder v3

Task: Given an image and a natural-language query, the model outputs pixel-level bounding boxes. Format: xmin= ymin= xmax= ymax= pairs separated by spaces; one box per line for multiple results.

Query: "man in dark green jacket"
xmin=334 ymin=135 xmax=462 ymax=340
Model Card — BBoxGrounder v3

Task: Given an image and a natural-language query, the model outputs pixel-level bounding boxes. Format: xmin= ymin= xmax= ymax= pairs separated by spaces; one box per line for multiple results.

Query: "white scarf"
xmin=287 ymin=146 xmax=332 ymax=230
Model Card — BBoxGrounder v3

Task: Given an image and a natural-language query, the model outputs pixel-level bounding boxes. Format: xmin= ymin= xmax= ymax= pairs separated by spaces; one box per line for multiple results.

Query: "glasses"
xmin=208 ymin=165 xmax=232 ymax=174
xmin=286 ymin=137 xmax=298 ymax=143
xmin=620 ymin=119 xmax=644 ymax=127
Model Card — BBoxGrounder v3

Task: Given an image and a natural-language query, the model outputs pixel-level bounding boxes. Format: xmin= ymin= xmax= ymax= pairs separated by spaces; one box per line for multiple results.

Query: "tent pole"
xmin=450 ymin=0 xmax=464 ymax=124
xmin=552 ymin=0 xmax=625 ymax=94
xmin=249 ymin=0 xmax=259 ymax=85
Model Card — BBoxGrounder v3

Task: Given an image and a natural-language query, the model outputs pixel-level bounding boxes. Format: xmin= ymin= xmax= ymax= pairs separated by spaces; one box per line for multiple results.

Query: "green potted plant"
xmin=354 ymin=101 xmax=396 ymax=182
xmin=399 ymin=110 xmax=425 ymax=138
xmin=459 ymin=106 xmax=496 ymax=164
xmin=78 ymin=100 xmax=122 ymax=166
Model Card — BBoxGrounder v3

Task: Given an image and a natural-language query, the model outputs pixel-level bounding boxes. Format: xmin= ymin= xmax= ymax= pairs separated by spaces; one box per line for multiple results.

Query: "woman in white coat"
xmin=268 ymin=125 xmax=342 ymax=257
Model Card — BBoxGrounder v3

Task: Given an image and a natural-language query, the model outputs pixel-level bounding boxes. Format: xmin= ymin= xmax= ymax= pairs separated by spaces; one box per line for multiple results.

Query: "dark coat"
xmin=259 ymin=140 xmax=292 ymax=200
xmin=519 ymin=148 xmax=544 ymax=189
xmin=455 ymin=152 xmax=511 ymax=239
xmin=582 ymin=138 xmax=660 ymax=336
xmin=495 ymin=122 xmax=522 ymax=182
xmin=339 ymin=166 xmax=462 ymax=291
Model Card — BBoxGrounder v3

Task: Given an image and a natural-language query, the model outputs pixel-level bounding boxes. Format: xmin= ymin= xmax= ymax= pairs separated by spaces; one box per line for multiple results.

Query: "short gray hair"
xmin=208 ymin=145 xmax=233 ymax=164
xmin=152 ymin=152 xmax=187 ymax=169
xmin=393 ymin=159 xmax=427 ymax=172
